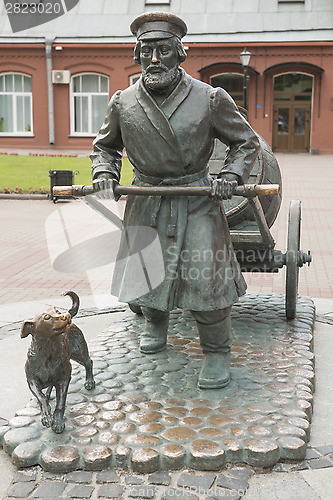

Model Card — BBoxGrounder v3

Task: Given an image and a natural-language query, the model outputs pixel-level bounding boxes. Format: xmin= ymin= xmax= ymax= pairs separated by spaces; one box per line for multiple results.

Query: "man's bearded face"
xmin=140 ymin=38 xmax=179 ymax=91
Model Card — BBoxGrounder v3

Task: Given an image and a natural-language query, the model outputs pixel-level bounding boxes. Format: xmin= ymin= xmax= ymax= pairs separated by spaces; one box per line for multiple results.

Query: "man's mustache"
xmin=145 ymin=64 xmax=169 ymax=73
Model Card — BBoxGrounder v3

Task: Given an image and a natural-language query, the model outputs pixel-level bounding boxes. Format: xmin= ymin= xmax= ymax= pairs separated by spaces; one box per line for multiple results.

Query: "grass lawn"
xmin=0 ymin=154 xmax=134 ymax=193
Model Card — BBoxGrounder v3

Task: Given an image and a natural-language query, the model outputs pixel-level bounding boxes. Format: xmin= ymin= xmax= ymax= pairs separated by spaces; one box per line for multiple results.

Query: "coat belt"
xmin=133 ymin=168 xmax=209 ymax=237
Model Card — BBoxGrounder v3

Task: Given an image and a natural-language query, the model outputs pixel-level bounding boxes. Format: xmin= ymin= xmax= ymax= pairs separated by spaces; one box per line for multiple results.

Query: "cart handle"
xmin=53 ymin=183 xmax=280 ymax=198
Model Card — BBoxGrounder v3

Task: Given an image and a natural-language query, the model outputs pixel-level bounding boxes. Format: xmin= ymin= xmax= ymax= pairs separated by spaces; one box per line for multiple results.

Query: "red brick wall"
xmin=0 ymin=41 xmax=332 ymax=153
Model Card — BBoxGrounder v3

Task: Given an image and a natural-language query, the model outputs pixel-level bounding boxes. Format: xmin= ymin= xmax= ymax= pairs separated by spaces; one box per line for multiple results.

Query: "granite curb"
xmin=0 ymin=194 xmax=49 ymax=200
xmin=3 ymin=447 xmax=333 ymax=500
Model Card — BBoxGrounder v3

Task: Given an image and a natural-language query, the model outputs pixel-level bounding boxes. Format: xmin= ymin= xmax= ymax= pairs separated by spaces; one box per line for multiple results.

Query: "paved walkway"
xmin=0 ymin=153 xmax=333 ymax=499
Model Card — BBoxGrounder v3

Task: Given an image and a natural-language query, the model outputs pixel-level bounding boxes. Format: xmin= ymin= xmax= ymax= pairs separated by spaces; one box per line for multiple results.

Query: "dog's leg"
xmin=71 ymin=354 xmax=95 ymax=391
xmin=27 ymin=379 xmax=53 ymax=428
xmin=68 ymin=326 xmax=95 ymax=390
xmin=46 ymin=385 xmax=53 ymax=401
xmin=52 ymin=379 xmax=70 ymax=433
xmin=83 ymin=358 xmax=95 ymax=391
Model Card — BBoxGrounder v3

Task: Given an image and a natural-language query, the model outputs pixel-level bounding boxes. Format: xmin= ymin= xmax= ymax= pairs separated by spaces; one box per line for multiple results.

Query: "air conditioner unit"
xmin=52 ymin=70 xmax=71 ymax=84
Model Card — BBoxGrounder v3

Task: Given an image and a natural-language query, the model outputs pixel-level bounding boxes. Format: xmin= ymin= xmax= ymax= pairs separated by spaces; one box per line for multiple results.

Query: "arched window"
xmin=71 ymin=73 xmax=109 ymax=135
xmin=0 ymin=73 xmax=33 ymax=135
xmin=210 ymin=73 xmax=245 ymax=107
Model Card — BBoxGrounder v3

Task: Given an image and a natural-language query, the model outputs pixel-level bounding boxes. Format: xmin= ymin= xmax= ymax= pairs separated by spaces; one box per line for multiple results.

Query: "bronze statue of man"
xmin=91 ymin=12 xmax=260 ymax=389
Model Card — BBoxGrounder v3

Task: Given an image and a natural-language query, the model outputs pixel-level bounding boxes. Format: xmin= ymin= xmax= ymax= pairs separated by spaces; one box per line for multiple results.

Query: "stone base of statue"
xmin=0 ymin=294 xmax=315 ymax=473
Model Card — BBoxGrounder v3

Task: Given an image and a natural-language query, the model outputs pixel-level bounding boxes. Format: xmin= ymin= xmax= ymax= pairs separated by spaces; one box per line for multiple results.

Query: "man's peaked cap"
xmin=130 ymin=12 xmax=187 ymax=41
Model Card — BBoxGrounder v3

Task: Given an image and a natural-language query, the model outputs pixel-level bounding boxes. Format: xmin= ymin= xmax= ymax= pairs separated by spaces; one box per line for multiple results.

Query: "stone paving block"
xmin=40 ymin=470 xmax=65 ymax=481
xmin=131 ymin=448 xmax=159 ymax=473
xmin=273 ymin=461 xmax=311 ymax=473
xmin=97 ymin=484 xmax=125 ymax=498
xmin=244 ymin=438 xmax=280 ymax=467
xmin=7 ymin=481 xmax=36 ymax=498
xmin=305 ymin=448 xmax=322 ymax=460
xmin=40 ymin=445 xmax=80 ymax=472
xmin=128 ymin=485 xmax=156 ymax=498
xmin=190 ymin=440 xmax=225 ymax=470
xmin=228 ymin=467 xmax=253 ymax=482
xmin=315 ymin=444 xmax=333 ymax=455
xmin=66 ymin=484 xmax=94 ymax=498
xmin=82 ymin=444 xmax=112 ymax=470
xmin=96 ymin=470 xmax=120 ymax=483
xmin=216 ymin=474 xmax=248 ymax=493
xmin=3 ymin=428 xmax=41 ymax=454
xmin=208 ymin=489 xmax=242 ymax=500
xmin=13 ymin=470 xmax=38 ymax=482
xmin=12 ymin=441 xmax=45 ymax=468
xmin=290 ymin=461 xmax=310 ymax=471
xmin=161 ymin=444 xmax=186 ymax=470
xmin=125 ymin=475 xmax=145 ymax=485
xmin=162 ymin=488 xmax=199 ymax=500
xmin=65 ymin=470 xmax=93 ymax=483
xmin=148 ymin=471 xmax=171 ymax=485
xmin=32 ymin=481 xmax=66 ymax=497
xmin=177 ymin=472 xmax=216 ymax=492
xmin=277 ymin=436 xmax=307 ymax=460
xmin=307 ymin=458 xmax=333 ymax=469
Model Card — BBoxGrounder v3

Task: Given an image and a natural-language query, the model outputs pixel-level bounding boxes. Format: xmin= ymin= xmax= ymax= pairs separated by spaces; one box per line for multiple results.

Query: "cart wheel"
xmin=285 ymin=200 xmax=301 ymax=319
xmin=128 ymin=303 xmax=143 ymax=315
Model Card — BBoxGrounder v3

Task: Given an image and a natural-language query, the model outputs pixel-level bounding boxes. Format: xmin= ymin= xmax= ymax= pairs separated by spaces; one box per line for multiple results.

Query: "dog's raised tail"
xmin=64 ymin=291 xmax=80 ymax=318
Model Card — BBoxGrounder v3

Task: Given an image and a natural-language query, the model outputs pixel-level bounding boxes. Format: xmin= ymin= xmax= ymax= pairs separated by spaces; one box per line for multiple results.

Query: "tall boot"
xmin=194 ymin=309 xmax=231 ymax=389
xmin=140 ymin=307 xmax=169 ymax=354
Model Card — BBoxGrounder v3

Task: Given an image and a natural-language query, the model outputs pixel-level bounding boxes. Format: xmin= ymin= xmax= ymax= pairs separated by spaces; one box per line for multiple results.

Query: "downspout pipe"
xmin=45 ymin=37 xmax=55 ymax=145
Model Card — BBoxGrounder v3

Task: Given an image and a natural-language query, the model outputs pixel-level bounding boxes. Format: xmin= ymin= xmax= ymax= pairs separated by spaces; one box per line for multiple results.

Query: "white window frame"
xmin=0 ymin=72 xmax=33 ymax=136
xmin=130 ymin=74 xmax=141 ymax=86
xmin=70 ymin=73 xmax=109 ymax=137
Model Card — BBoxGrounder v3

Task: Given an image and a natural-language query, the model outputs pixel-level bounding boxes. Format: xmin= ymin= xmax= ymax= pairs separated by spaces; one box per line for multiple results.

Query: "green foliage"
xmin=0 ymin=154 xmax=134 ymax=193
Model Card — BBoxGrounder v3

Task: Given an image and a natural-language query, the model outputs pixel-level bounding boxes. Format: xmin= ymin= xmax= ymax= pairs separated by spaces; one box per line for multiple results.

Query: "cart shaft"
xmin=53 ymin=183 xmax=280 ymax=198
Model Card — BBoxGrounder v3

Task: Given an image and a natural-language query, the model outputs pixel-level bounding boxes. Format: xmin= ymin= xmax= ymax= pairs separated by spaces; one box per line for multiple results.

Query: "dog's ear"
xmin=21 ymin=321 xmax=34 ymax=338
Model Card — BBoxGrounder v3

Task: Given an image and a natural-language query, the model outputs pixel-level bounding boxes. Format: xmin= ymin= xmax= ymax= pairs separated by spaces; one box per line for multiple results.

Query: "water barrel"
xmin=208 ymin=114 xmax=282 ymax=229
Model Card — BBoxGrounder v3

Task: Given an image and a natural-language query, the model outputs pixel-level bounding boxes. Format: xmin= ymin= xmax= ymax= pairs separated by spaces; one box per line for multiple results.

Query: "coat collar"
xmin=136 ymin=69 xmax=193 ymax=148
xmin=161 ymin=69 xmax=193 ymax=120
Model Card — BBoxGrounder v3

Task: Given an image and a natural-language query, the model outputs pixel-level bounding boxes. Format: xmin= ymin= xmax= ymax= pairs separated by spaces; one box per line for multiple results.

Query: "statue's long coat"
xmin=91 ymin=70 xmax=260 ymax=311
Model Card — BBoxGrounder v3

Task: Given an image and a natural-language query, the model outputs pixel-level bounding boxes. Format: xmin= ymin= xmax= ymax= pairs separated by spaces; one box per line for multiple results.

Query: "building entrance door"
xmin=272 ymin=73 xmax=313 ymax=153
xmin=273 ymin=102 xmax=311 ymax=152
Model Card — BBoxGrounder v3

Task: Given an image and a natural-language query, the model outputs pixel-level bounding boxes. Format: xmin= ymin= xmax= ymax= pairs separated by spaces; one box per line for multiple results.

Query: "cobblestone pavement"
xmin=0 ymin=293 xmax=318 ymax=499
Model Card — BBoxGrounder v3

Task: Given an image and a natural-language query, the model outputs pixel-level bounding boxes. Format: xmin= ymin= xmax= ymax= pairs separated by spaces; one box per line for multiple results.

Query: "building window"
xmin=130 ymin=74 xmax=141 ymax=86
xmin=210 ymin=73 xmax=246 ymax=107
xmin=0 ymin=73 xmax=33 ymax=135
xmin=273 ymin=73 xmax=313 ymax=101
xmin=71 ymin=73 xmax=109 ymax=136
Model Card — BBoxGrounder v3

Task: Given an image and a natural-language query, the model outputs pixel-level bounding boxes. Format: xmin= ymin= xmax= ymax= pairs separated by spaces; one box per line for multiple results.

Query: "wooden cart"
xmin=209 ymin=134 xmax=311 ymax=319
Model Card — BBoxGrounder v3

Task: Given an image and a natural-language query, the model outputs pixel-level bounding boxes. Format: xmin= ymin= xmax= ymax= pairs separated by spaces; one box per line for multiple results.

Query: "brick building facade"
xmin=0 ymin=0 xmax=332 ymax=153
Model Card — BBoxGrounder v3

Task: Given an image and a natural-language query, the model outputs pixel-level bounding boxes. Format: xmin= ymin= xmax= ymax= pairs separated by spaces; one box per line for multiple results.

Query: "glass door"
xmin=272 ymin=73 xmax=312 ymax=152
xmin=273 ymin=102 xmax=311 ymax=152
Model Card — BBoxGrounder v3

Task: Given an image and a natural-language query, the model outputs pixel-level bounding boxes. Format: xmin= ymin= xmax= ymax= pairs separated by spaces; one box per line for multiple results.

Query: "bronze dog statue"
xmin=21 ymin=291 xmax=95 ymax=433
